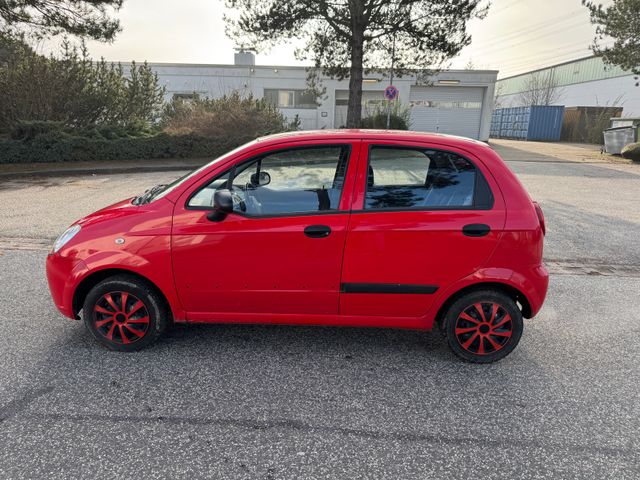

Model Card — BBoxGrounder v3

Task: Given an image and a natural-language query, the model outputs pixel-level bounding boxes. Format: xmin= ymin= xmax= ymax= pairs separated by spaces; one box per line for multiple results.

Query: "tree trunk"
xmin=346 ymin=5 xmax=365 ymax=129
xmin=346 ymin=41 xmax=364 ymax=128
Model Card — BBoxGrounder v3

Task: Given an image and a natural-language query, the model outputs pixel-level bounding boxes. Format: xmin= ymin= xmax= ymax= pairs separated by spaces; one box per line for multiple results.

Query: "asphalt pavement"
xmin=0 ymin=143 xmax=639 ymax=479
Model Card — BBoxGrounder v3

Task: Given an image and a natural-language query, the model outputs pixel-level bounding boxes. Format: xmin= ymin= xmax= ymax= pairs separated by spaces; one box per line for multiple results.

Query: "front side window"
xmin=365 ymin=146 xmax=491 ymax=210
xmin=189 ymin=146 xmax=350 ymax=216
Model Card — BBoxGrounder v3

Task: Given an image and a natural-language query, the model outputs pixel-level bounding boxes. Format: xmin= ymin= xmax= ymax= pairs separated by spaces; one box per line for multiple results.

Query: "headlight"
xmin=53 ymin=224 xmax=81 ymax=253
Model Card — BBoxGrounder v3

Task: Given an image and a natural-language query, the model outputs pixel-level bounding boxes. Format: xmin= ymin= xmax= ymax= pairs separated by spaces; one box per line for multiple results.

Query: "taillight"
xmin=533 ymin=201 xmax=546 ymax=235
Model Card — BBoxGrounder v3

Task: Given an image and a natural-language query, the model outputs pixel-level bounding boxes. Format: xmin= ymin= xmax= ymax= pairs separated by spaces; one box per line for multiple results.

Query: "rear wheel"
xmin=83 ymin=275 xmax=168 ymax=352
xmin=442 ymin=290 xmax=523 ymax=363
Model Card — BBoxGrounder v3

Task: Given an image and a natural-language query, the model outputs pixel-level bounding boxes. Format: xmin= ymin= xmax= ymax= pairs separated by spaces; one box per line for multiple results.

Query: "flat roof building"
xmin=125 ymin=52 xmax=498 ymax=141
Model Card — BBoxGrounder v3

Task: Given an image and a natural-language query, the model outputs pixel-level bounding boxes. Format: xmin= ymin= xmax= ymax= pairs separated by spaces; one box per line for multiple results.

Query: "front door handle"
xmin=462 ymin=223 xmax=491 ymax=237
xmin=304 ymin=225 xmax=331 ymax=238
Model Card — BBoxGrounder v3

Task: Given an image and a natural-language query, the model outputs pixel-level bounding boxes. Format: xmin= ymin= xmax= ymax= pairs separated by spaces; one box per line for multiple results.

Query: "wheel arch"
xmin=72 ymin=268 xmax=173 ymax=320
xmin=434 ymin=281 xmax=532 ymax=329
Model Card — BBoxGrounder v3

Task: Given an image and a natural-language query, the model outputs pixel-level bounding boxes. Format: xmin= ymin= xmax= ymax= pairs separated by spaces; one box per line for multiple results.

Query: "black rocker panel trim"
xmin=341 ymin=283 xmax=439 ymax=294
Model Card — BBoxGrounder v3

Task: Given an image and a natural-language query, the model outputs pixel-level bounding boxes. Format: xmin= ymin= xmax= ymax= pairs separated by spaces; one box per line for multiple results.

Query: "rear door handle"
xmin=462 ymin=223 xmax=491 ymax=237
xmin=304 ymin=225 xmax=331 ymax=238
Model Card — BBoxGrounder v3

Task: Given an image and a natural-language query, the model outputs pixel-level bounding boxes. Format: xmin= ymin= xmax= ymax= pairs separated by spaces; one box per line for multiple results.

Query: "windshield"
xmin=143 ymin=142 xmax=253 ymax=203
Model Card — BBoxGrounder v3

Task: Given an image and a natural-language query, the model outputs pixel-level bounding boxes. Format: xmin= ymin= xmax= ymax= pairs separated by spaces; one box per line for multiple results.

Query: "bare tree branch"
xmin=518 ymin=71 xmax=564 ymax=106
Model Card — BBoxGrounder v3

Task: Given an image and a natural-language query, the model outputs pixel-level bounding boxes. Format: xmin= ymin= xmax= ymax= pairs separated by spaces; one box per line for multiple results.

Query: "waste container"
xmin=603 ymin=126 xmax=638 ymax=155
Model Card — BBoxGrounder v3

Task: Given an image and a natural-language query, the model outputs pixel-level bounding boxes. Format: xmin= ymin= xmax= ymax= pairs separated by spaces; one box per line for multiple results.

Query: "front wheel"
xmin=442 ymin=290 xmax=523 ymax=363
xmin=83 ymin=275 xmax=169 ymax=352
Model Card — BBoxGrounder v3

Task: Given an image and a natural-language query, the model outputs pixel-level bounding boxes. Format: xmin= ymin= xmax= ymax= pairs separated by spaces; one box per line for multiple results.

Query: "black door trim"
xmin=341 ymin=283 xmax=439 ymax=294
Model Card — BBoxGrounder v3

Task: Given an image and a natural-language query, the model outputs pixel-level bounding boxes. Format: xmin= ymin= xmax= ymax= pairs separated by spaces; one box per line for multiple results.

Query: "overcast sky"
xmin=76 ymin=0 xmax=614 ymax=79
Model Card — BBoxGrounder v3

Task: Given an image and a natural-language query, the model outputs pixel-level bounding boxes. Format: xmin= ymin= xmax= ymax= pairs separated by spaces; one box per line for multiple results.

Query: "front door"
xmin=340 ymin=141 xmax=505 ymax=319
xmin=172 ymin=141 xmax=359 ymax=319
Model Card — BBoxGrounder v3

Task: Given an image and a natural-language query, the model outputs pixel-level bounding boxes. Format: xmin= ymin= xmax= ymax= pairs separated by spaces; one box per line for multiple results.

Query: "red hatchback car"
xmin=46 ymin=130 xmax=547 ymax=363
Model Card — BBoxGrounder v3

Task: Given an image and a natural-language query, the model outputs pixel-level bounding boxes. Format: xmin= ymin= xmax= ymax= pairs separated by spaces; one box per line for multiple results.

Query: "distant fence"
xmin=561 ymin=106 xmax=623 ymax=144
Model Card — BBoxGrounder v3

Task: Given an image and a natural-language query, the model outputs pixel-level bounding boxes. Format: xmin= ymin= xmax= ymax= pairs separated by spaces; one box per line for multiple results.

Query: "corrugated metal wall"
xmin=498 ymin=56 xmax=630 ymax=96
xmin=491 ymin=106 xmax=565 ymax=141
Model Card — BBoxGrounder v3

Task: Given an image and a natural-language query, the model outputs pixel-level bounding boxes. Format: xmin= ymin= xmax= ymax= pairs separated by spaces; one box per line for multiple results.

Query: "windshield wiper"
xmin=132 ymin=184 xmax=168 ymax=205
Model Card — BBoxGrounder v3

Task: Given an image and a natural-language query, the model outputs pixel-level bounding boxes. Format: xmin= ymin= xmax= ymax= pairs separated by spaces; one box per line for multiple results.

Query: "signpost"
xmin=386 ymin=33 xmax=397 ymax=129
xmin=384 ymin=85 xmax=398 ymax=101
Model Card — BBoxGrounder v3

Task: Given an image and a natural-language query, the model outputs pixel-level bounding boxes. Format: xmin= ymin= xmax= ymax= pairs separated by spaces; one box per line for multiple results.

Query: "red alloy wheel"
xmin=92 ymin=291 xmax=150 ymax=345
xmin=454 ymin=302 xmax=513 ymax=355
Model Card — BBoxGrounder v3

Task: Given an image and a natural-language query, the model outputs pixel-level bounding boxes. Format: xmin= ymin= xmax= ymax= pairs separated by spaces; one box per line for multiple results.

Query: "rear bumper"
xmin=46 ymin=253 xmax=89 ymax=319
xmin=513 ymin=263 xmax=548 ymax=318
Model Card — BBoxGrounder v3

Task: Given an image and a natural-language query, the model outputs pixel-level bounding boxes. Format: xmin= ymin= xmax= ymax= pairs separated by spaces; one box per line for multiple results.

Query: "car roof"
xmin=256 ymin=129 xmax=490 ymax=151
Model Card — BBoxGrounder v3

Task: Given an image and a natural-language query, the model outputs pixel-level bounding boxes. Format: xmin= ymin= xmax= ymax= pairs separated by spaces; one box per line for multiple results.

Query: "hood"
xmin=71 ymin=196 xmax=174 ymax=240
xmin=76 ymin=197 xmax=140 ymax=229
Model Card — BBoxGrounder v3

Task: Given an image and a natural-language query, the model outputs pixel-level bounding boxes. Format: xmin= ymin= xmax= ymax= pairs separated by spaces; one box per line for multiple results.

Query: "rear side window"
xmin=364 ymin=146 xmax=493 ymax=210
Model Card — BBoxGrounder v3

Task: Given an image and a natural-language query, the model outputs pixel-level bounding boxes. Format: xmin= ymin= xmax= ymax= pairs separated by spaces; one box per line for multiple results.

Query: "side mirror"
xmin=207 ymin=189 xmax=233 ymax=222
xmin=250 ymin=171 xmax=271 ymax=187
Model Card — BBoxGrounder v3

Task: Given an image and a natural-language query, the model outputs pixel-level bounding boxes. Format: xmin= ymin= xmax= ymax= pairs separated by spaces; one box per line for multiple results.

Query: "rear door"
xmin=340 ymin=140 xmax=505 ymax=318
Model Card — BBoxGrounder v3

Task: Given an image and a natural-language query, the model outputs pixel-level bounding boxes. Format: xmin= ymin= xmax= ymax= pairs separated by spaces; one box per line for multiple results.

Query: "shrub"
xmin=0 ymin=93 xmax=300 ymax=164
xmin=361 ymin=102 xmax=411 ymax=130
xmin=10 ymin=121 xmax=66 ymax=141
xmin=361 ymin=113 xmax=410 ymax=130
xmin=621 ymin=142 xmax=640 ymax=162
xmin=582 ymin=105 xmax=622 ymax=145
xmin=161 ymin=92 xmax=299 ymax=143
xmin=0 ymin=38 xmax=165 ymax=133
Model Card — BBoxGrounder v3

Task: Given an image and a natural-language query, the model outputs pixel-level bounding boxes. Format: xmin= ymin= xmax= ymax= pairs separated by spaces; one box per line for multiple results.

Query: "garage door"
xmin=409 ymin=86 xmax=484 ymax=139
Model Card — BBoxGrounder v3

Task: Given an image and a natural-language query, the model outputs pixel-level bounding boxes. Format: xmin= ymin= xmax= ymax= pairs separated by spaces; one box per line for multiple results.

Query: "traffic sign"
xmin=384 ymin=85 xmax=398 ymax=100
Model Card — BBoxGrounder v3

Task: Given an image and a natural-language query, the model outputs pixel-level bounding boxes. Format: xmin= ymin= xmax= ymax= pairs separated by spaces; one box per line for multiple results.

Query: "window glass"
xmin=264 ymin=89 xmax=317 ymax=109
xmin=278 ymin=90 xmax=294 ymax=107
xmin=365 ymin=147 xmax=479 ymax=210
xmin=409 ymin=100 xmax=482 ymax=109
xmin=189 ymin=146 xmax=350 ymax=215
xmin=263 ymin=89 xmax=279 ymax=107
xmin=295 ymin=90 xmax=318 ymax=109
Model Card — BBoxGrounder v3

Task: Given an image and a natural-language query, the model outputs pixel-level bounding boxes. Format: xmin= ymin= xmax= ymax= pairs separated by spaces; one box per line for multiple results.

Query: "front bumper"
xmin=46 ymin=253 xmax=89 ymax=319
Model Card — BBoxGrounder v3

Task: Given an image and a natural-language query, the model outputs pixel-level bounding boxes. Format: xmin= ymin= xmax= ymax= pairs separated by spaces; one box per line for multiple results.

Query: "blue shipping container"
xmin=490 ymin=105 xmax=564 ymax=141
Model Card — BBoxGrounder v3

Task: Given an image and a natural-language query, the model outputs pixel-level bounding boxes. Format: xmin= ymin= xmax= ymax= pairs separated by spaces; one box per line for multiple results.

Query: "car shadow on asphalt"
xmin=161 ymin=322 xmax=449 ymax=356
xmin=53 ymin=315 xmax=483 ymax=370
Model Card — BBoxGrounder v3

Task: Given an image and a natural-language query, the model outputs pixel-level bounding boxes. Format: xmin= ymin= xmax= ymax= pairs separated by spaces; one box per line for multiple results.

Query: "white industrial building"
xmin=496 ymin=56 xmax=640 ymax=116
xmin=132 ymin=52 xmax=498 ymax=141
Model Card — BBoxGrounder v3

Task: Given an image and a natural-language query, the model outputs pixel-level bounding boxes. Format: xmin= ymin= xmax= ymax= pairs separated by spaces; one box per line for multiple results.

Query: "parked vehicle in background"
xmin=46 ymin=130 xmax=548 ymax=363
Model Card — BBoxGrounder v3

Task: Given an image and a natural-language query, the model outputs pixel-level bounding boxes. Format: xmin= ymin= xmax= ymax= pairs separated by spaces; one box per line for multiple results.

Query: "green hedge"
xmin=0 ymin=130 xmax=242 ymax=164
xmin=621 ymin=142 xmax=640 ymax=162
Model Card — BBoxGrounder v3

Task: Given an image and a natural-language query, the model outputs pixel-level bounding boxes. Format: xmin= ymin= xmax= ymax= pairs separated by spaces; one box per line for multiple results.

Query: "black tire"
xmin=83 ymin=274 xmax=169 ymax=352
xmin=442 ymin=290 xmax=523 ymax=363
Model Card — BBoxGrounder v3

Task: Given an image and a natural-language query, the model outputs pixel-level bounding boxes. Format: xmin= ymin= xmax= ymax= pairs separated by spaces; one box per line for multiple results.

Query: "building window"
xmin=173 ymin=93 xmax=197 ymax=100
xmin=409 ymin=100 xmax=482 ymax=109
xmin=335 ymin=99 xmax=386 ymax=107
xmin=264 ymin=89 xmax=317 ymax=109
